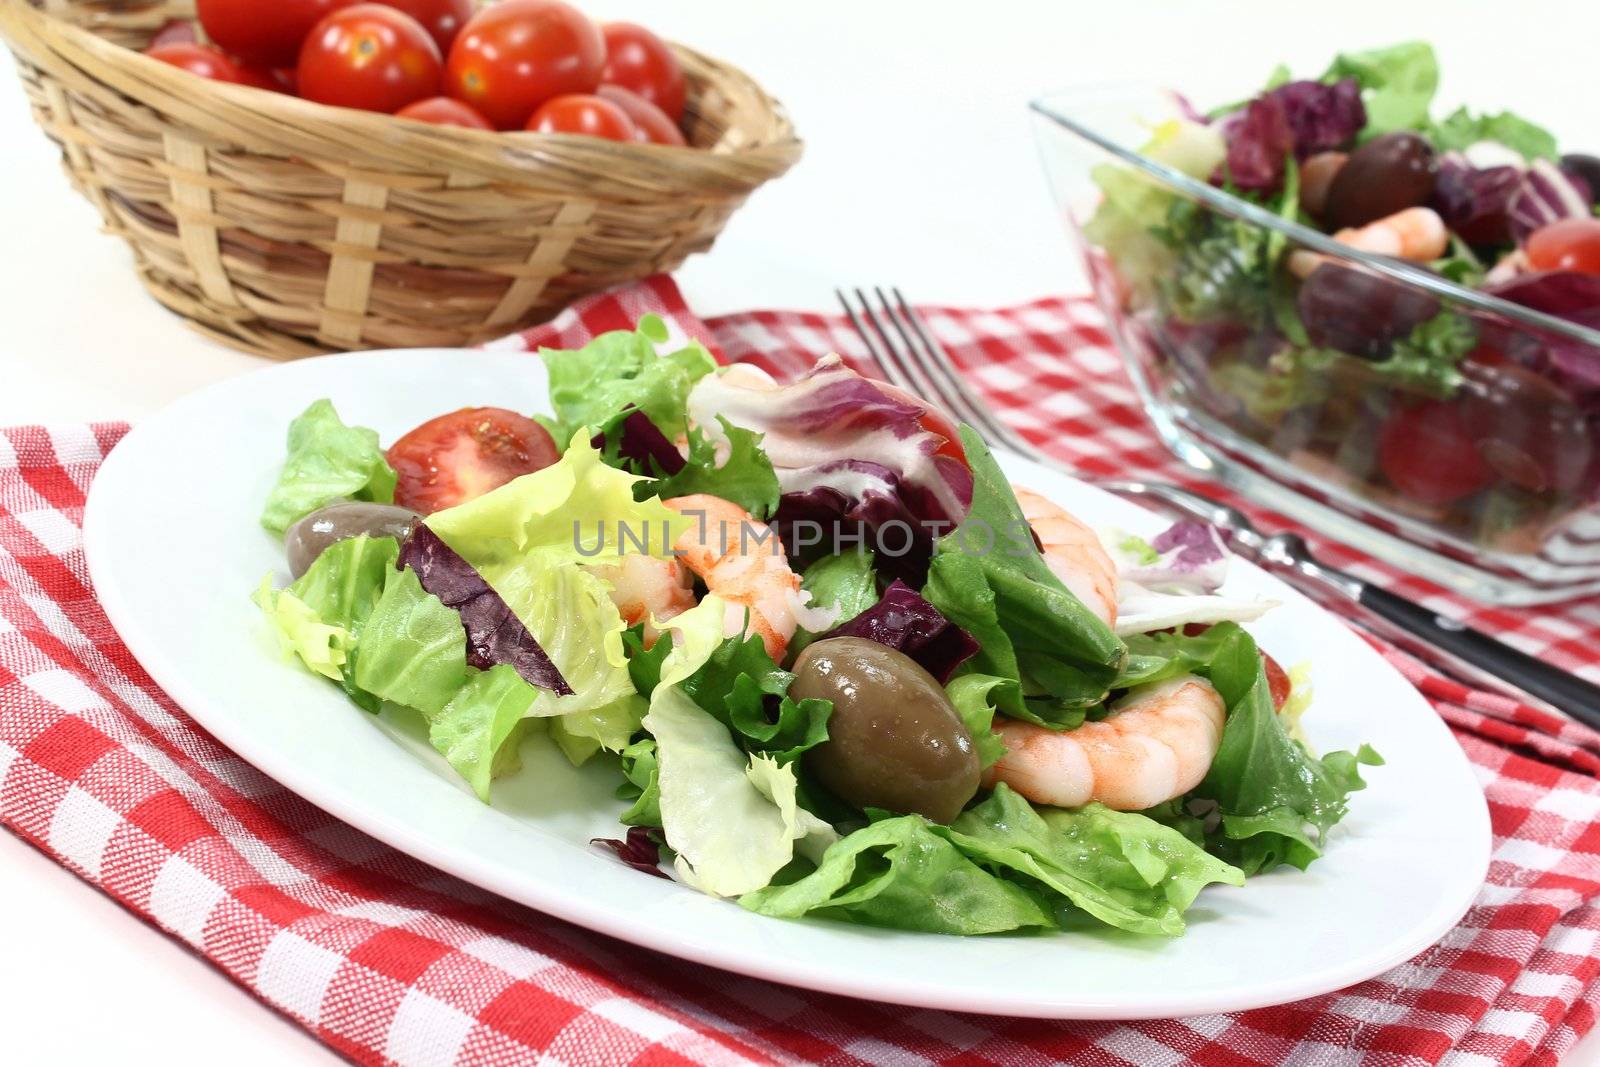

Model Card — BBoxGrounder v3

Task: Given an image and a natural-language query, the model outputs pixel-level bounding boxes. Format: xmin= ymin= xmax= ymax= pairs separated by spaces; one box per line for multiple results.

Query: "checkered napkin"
xmin=3 ymin=276 xmax=1600 ymax=1066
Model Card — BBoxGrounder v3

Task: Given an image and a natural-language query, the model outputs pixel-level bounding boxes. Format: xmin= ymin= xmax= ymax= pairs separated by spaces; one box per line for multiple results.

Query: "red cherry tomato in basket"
xmin=445 ymin=0 xmax=604 ymax=130
xmin=144 ymin=43 xmax=249 ymax=84
xmin=1377 ymin=399 xmax=1495 ymax=507
xmin=600 ymin=22 xmax=685 ymax=121
xmin=299 ymin=5 xmax=442 ymax=114
xmin=396 ymin=96 xmax=494 ymax=129
xmin=388 ymin=408 xmax=561 ymax=513
xmin=1526 ymin=218 xmax=1600 ymax=276
xmin=596 ymin=85 xmax=685 ymax=146
xmin=525 ymin=93 xmax=636 ymax=141
xmin=378 ymin=0 xmax=473 ymax=55
xmin=196 ymin=0 xmax=354 ymax=69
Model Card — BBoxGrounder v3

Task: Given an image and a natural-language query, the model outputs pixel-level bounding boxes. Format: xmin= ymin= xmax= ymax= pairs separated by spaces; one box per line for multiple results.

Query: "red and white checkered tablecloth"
xmin=4 ymin=275 xmax=1600 ymax=1066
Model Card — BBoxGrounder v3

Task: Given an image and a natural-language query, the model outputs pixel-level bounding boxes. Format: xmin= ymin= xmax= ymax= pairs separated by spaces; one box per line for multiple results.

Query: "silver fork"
xmin=835 ymin=286 xmax=1600 ymax=729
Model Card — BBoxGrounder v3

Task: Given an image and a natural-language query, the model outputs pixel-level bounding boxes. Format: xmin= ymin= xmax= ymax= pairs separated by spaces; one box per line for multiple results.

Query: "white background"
xmin=1 ymin=1 xmax=1596 ymax=1062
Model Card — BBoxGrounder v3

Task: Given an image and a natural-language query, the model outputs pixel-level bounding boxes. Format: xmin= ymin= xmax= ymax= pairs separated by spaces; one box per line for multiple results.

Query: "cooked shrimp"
xmin=586 ymin=553 xmax=695 ymax=647
xmin=1014 ymin=487 xmax=1118 ymax=629
xmin=983 ymin=676 xmax=1226 ymax=811
xmin=665 ymin=494 xmax=804 ymax=660
xmin=1289 ymin=206 xmax=1449 ymax=277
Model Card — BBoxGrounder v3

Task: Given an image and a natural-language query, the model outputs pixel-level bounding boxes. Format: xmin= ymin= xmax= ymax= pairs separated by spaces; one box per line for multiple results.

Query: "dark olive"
xmin=1561 ymin=154 xmax=1600 ymax=205
xmin=1297 ymin=262 xmax=1441 ymax=360
xmin=1323 ymin=132 xmax=1437 ymax=231
xmin=1460 ymin=356 xmax=1594 ymax=495
xmin=1298 ymin=151 xmax=1348 ymax=218
xmin=285 ymin=502 xmax=419 ymax=577
xmin=794 ymin=637 xmax=980 ymax=824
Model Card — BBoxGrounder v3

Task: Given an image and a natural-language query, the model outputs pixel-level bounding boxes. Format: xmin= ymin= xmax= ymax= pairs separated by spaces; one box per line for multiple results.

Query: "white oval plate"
xmin=84 ymin=349 xmax=1490 ymax=1020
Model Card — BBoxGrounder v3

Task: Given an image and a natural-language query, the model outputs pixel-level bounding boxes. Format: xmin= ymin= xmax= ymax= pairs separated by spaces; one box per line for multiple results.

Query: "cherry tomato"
xmin=1526 ymin=218 xmax=1600 ymax=276
xmin=600 ymin=22 xmax=685 ymax=121
xmin=1377 ymin=399 xmax=1495 ymax=506
xmin=525 ymin=93 xmax=636 ymax=141
xmin=196 ymin=0 xmax=354 ymax=69
xmin=149 ymin=19 xmax=197 ymax=48
xmin=396 ymin=95 xmax=493 ymax=129
xmin=299 ymin=5 xmax=442 ymax=114
xmin=229 ymin=61 xmax=291 ymax=92
xmin=596 ymin=84 xmax=685 ymax=146
xmin=1261 ymin=651 xmax=1291 ymax=712
xmin=378 ymin=0 xmax=472 ymax=55
xmin=388 ymin=408 xmax=560 ymax=513
xmin=445 ymin=0 xmax=604 ymax=130
xmin=144 ymin=43 xmax=249 ymax=84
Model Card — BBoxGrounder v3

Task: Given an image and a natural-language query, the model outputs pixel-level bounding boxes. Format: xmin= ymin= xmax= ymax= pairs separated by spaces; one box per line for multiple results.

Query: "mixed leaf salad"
xmin=254 ymin=316 xmax=1378 ymax=937
xmin=1085 ymin=41 xmax=1600 ymax=553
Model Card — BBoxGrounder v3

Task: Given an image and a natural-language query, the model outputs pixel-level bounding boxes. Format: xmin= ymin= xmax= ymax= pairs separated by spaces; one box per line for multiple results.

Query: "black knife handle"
xmin=1358 ymin=583 xmax=1600 ymax=731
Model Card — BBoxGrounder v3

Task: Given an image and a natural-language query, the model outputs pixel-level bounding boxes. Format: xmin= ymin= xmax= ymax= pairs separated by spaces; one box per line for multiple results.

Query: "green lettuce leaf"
xmin=1322 ymin=42 xmax=1438 ymax=138
xmin=740 ymin=815 xmax=1055 ymax=935
xmin=924 ymin=427 xmax=1125 ymax=727
xmin=538 ymin=315 xmax=716 ymax=440
xmin=261 ymin=399 xmax=396 ymax=534
xmin=677 ymin=633 xmax=833 ymax=764
xmin=946 ymin=785 xmax=1243 ymax=937
xmin=253 ymin=534 xmax=399 ymax=709
xmin=547 ymin=694 xmax=647 ymax=766
xmin=1178 ymin=624 xmax=1381 ymax=874
xmin=1428 ymin=106 xmax=1558 ymax=161
xmin=614 ymin=737 xmax=661 ymax=827
xmin=943 ymin=674 xmax=1013 ymax=770
xmin=643 ymin=597 xmax=836 ymax=896
xmin=253 ymin=579 xmax=349 ymax=684
xmin=790 ymin=549 xmax=878 ymax=657
xmin=426 ymin=433 xmax=682 ymax=573
xmin=428 ymin=664 xmax=538 ymax=800
xmin=351 ymin=567 xmax=468 ymax=716
xmin=639 ymin=416 xmax=780 ymax=520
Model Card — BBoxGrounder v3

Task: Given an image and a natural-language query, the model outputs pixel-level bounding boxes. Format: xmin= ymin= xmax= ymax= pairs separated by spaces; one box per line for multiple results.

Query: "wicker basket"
xmin=0 ymin=0 xmax=801 ymax=357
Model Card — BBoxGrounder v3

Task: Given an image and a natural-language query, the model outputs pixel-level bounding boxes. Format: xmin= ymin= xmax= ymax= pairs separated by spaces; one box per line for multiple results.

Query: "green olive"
xmin=793 ymin=637 xmax=980 ymax=824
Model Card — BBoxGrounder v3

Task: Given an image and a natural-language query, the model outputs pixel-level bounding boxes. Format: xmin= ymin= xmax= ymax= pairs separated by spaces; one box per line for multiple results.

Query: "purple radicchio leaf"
xmin=1119 ymin=522 xmax=1231 ymax=595
xmin=591 ymin=408 xmax=686 ymax=476
xmin=1509 ymin=160 xmax=1594 ymax=245
xmin=1267 ymin=78 xmax=1365 ymax=159
xmin=1216 ymin=94 xmax=1294 ymax=193
xmin=590 ymin=826 xmax=668 ymax=879
xmin=397 ymin=525 xmax=574 ymax=695
xmin=814 ymin=579 xmax=979 ymax=684
xmin=1432 ymin=153 xmax=1523 ymax=248
xmin=689 ymin=358 xmax=975 ymax=582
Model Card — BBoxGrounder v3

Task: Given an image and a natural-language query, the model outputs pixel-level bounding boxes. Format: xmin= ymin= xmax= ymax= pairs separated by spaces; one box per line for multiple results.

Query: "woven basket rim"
xmin=0 ymin=0 xmax=803 ymax=197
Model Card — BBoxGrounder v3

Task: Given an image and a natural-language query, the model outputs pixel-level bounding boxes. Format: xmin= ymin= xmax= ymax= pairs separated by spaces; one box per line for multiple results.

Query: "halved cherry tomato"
xmin=396 ymin=95 xmax=493 ymax=129
xmin=388 ymin=408 xmax=560 ymax=513
xmin=1526 ymin=218 xmax=1600 ymax=276
xmin=1377 ymin=399 xmax=1494 ymax=506
xmin=149 ymin=19 xmax=198 ymax=48
xmin=298 ymin=4 xmax=442 ymax=114
xmin=196 ymin=0 xmax=354 ymax=69
xmin=597 ymin=84 xmax=685 ymax=146
xmin=379 ymin=0 xmax=473 ymax=55
xmin=600 ymin=22 xmax=685 ymax=121
xmin=1261 ymin=651 xmax=1292 ymax=712
xmin=525 ymin=93 xmax=636 ymax=140
xmin=144 ymin=43 xmax=249 ymax=84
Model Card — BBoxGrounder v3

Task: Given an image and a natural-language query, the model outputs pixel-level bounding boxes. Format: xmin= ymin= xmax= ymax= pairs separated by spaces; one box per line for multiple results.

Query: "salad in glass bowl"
xmin=250 ymin=318 xmax=1377 ymax=938
xmin=1033 ymin=43 xmax=1600 ymax=604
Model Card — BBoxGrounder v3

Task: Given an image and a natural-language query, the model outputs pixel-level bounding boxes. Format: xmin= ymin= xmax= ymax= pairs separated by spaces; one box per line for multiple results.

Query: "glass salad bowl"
xmin=1031 ymin=85 xmax=1600 ymax=606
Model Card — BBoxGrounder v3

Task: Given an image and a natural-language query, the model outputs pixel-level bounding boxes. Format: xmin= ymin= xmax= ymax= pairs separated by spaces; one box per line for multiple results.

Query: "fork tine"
xmin=880 ymin=289 xmax=994 ymax=432
xmin=889 ymin=289 xmax=1041 ymax=456
xmin=834 ymin=288 xmax=895 ymax=374
xmin=853 ymin=287 xmax=927 ymax=397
